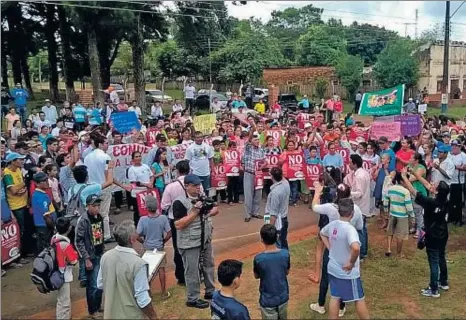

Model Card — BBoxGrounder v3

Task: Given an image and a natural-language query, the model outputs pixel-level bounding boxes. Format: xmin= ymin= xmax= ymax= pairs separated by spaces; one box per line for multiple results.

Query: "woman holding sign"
xmin=128 ymin=151 xmax=155 ymax=225
xmin=279 ymin=140 xmax=302 ymax=207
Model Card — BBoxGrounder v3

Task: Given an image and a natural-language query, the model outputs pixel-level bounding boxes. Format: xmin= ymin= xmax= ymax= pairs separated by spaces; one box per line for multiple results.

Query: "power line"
xmin=450 ymin=1 xmax=466 ymax=18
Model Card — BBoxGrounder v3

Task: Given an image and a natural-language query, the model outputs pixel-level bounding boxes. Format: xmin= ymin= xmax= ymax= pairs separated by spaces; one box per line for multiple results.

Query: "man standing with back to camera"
xmin=173 ymin=174 xmax=219 ymax=309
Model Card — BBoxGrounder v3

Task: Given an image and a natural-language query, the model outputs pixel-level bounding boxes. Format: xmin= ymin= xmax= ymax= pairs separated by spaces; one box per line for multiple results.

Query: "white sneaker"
xmin=339 ymin=307 xmax=347 ymax=317
xmin=439 ymin=284 xmax=450 ymax=291
xmin=310 ymin=303 xmax=326 ymax=314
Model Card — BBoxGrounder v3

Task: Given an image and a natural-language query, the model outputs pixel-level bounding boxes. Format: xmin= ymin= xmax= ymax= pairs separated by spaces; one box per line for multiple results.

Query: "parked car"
xmin=197 ymin=89 xmax=217 ymax=95
xmin=145 ymin=89 xmax=173 ymax=103
xmin=109 ymin=83 xmax=125 ymax=100
xmin=253 ymin=88 xmax=269 ymax=102
xmin=193 ymin=92 xmax=228 ymax=111
xmin=262 ymin=93 xmax=299 ymax=112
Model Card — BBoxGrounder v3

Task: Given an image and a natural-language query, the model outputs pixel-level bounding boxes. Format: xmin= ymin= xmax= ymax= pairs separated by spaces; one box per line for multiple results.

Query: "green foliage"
xmin=111 ymin=41 xmax=133 ymax=76
xmin=335 ymin=54 xmax=363 ymax=102
xmin=315 ymin=77 xmax=328 ymax=99
xmin=373 ymin=40 xmax=420 ymax=89
xmin=27 ymin=50 xmax=49 ymax=81
xmin=295 ymin=24 xmax=346 ymax=66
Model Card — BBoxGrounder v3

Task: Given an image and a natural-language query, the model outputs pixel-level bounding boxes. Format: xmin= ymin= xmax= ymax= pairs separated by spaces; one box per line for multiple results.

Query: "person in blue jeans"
xmin=10 ymin=83 xmax=28 ymax=122
xmin=75 ymin=195 xmax=105 ymax=317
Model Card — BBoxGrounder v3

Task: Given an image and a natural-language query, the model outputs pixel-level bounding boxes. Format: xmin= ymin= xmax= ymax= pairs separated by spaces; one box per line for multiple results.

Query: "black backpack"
xmin=30 ymin=240 xmax=66 ymax=294
xmin=65 ymin=185 xmax=87 ymax=221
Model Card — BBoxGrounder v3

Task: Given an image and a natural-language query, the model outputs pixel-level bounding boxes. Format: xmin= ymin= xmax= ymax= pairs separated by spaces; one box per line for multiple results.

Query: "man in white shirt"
xmin=42 ymin=99 xmax=59 ymax=125
xmin=109 ymin=87 xmax=120 ymax=105
xmin=320 ymin=198 xmax=370 ymax=320
xmin=34 ymin=111 xmax=52 ymax=131
xmin=183 ymin=82 xmax=196 ymax=113
xmin=150 ymin=102 xmax=163 ymax=120
xmin=210 ymin=97 xmax=222 ymax=114
xmin=83 ymin=134 xmax=114 ymax=242
xmin=184 ymin=131 xmax=214 ymax=193
xmin=448 ymin=140 xmax=466 ymax=225
xmin=128 ymin=100 xmax=142 ymax=118
xmin=431 ymin=145 xmax=455 ymax=186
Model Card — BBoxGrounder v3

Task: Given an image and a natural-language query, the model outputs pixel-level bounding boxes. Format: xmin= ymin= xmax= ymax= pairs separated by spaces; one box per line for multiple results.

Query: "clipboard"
xmin=142 ymin=250 xmax=166 ymax=282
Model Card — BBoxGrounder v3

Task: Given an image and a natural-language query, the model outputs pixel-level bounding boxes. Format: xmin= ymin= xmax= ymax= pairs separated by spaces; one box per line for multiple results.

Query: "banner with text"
xmin=170 ymin=143 xmax=192 ymax=165
xmin=110 ymin=111 xmax=141 ymax=134
xmin=286 ymin=151 xmax=306 ymax=181
xmin=2 ymin=221 xmax=21 ymax=266
xmin=359 ymin=84 xmax=405 ymax=116
xmin=305 ymin=164 xmax=322 ymax=189
xmin=255 ymin=160 xmax=264 ymax=190
xmin=193 ymin=114 xmax=216 ymax=135
xmin=264 ymin=154 xmax=280 ymax=179
xmin=223 ymin=150 xmax=241 ymax=176
xmin=370 ymin=121 xmax=402 ymax=141
xmin=211 ymin=164 xmax=228 ymax=190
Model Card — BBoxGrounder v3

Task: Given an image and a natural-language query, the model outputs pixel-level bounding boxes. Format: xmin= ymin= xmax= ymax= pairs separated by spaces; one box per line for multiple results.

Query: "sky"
xmin=225 ymin=1 xmax=466 ymax=41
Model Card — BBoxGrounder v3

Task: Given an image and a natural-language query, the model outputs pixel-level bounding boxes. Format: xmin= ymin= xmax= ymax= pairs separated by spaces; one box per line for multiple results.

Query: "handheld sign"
xmin=211 ymin=164 xmax=228 ymax=190
xmin=110 ymin=111 xmax=141 ymax=134
xmin=286 ymin=151 xmax=306 ymax=181
xmin=2 ymin=221 xmax=21 ymax=266
xmin=305 ymin=164 xmax=322 ymax=190
xmin=136 ymin=190 xmax=161 ymax=217
xmin=223 ymin=150 xmax=241 ymax=176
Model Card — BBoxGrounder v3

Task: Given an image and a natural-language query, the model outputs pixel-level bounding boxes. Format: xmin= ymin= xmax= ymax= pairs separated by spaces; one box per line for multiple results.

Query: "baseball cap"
xmin=44 ymin=99 xmax=51 ymax=103
xmin=184 ymin=174 xmax=202 ymax=185
xmin=145 ymin=195 xmax=158 ymax=212
xmin=5 ymin=152 xmax=26 ymax=163
xmin=304 ymin=123 xmax=312 ymax=129
xmin=451 ymin=139 xmax=460 ymax=146
xmin=78 ymin=131 xmax=89 ymax=139
xmin=33 ymin=172 xmax=48 ymax=183
xmin=86 ymin=194 xmax=102 ymax=205
xmin=442 ymin=132 xmax=451 ymax=137
xmin=438 ymin=145 xmax=450 ymax=153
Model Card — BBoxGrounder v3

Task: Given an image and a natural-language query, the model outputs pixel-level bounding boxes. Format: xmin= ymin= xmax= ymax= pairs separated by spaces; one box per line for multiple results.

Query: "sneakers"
xmin=186 ymin=299 xmax=210 ymax=309
xmin=204 ymin=292 xmax=213 ymax=300
xmin=339 ymin=307 xmax=347 ymax=317
xmin=439 ymin=284 xmax=450 ymax=291
xmin=420 ymin=288 xmax=440 ymax=298
xmin=309 ymin=303 xmax=325 ymax=315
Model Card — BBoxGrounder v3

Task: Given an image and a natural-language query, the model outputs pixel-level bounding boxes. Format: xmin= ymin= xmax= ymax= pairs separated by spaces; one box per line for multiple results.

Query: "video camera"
xmin=191 ymin=195 xmax=216 ymax=217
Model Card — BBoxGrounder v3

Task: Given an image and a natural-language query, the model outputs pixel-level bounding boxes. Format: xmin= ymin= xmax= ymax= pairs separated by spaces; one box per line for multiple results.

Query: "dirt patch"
xmin=399 ymin=298 xmax=423 ymax=319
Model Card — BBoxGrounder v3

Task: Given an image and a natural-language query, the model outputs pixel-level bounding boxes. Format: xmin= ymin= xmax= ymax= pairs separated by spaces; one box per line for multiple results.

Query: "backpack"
xmin=30 ymin=241 xmax=66 ymax=294
xmin=65 ymin=185 xmax=87 ymax=221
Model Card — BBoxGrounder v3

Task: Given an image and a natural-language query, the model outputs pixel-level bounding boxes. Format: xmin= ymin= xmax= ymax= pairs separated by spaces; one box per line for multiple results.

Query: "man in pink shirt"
xmin=160 ymin=160 xmax=204 ymax=285
xmin=349 ymin=154 xmax=371 ymax=260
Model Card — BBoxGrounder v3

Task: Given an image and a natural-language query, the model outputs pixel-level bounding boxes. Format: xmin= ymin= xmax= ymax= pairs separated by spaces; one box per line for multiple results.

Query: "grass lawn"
xmin=149 ymin=221 xmax=466 ymax=319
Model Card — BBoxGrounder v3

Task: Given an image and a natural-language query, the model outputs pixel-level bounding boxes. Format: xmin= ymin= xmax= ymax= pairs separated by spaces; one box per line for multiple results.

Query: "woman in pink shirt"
xmin=5 ymin=107 xmax=20 ymax=133
xmin=396 ymin=138 xmax=414 ymax=172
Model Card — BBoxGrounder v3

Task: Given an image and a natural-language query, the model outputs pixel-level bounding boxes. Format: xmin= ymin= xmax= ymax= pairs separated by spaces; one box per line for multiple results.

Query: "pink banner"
xmin=286 ymin=151 xmax=306 ymax=181
xmin=146 ymin=128 xmax=162 ymax=147
xmin=211 ymin=164 xmax=228 ymax=190
xmin=223 ymin=150 xmax=241 ymax=176
xmin=2 ymin=221 xmax=21 ymax=266
xmin=370 ymin=121 xmax=401 ymax=141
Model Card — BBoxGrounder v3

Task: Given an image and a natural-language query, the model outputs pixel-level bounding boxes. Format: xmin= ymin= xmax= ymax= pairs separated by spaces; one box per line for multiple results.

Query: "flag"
xmin=359 ymin=84 xmax=405 ymax=116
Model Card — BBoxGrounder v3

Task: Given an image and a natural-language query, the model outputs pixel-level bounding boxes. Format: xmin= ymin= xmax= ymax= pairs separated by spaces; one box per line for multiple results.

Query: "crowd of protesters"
xmin=1 ymin=81 xmax=465 ymax=319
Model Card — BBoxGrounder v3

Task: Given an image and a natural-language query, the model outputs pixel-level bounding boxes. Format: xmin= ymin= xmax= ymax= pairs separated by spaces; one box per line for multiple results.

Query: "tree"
xmin=335 ymin=54 xmax=363 ymax=102
xmin=295 ymin=24 xmax=346 ymax=66
xmin=373 ymin=40 xmax=419 ymax=89
xmin=315 ymin=77 xmax=327 ymax=99
xmin=57 ymin=6 xmax=76 ymax=101
xmin=43 ymin=4 xmax=60 ymax=101
xmin=265 ymin=4 xmax=323 ymax=60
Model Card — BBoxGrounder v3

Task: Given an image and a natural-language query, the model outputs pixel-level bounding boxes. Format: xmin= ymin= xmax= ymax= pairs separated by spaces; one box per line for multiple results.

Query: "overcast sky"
xmin=225 ymin=1 xmax=466 ymax=41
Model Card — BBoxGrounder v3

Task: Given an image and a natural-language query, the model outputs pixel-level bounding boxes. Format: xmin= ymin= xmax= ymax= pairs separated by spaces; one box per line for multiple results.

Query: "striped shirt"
xmin=383 ymin=185 xmax=414 ymax=218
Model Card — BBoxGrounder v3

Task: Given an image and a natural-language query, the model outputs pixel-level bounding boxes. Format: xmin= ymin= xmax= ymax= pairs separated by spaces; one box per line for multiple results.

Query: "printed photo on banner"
xmin=359 ymin=84 xmax=405 ymax=116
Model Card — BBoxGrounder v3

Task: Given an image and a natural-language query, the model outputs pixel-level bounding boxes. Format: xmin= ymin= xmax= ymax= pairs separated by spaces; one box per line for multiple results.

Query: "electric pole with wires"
xmin=441 ymin=1 xmax=450 ymax=114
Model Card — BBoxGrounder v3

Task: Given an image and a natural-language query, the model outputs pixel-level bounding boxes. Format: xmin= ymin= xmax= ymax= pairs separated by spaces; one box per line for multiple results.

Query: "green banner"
xmin=358 ymin=84 xmax=405 ymax=116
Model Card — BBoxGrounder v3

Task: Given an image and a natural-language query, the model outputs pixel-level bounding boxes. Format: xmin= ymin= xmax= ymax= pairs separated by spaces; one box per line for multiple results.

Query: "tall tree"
xmin=57 ymin=6 xmax=76 ymax=101
xmin=44 ymin=4 xmax=60 ymax=101
xmin=373 ymin=40 xmax=420 ymax=89
xmin=1 ymin=19 xmax=9 ymax=90
xmin=335 ymin=54 xmax=364 ymax=102
xmin=4 ymin=3 xmax=24 ymax=87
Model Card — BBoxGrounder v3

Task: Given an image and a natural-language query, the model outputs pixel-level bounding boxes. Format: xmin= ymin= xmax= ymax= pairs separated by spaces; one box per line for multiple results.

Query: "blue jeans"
xmin=426 ymin=243 xmax=448 ymax=292
xmin=318 ymin=249 xmax=345 ymax=309
xmin=359 ymin=216 xmax=368 ymax=258
xmin=277 ymin=217 xmax=289 ymax=250
xmin=85 ymin=255 xmax=103 ymax=315
xmin=16 ymin=104 xmax=27 ymax=122
xmin=197 ymin=175 xmax=211 ymax=193
xmin=289 ymin=180 xmax=299 ymax=205
xmin=79 ymin=258 xmax=87 ymax=282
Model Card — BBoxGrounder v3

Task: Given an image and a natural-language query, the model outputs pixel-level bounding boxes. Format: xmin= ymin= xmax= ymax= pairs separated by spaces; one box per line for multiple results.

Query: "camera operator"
xmin=173 ymin=174 xmax=219 ymax=309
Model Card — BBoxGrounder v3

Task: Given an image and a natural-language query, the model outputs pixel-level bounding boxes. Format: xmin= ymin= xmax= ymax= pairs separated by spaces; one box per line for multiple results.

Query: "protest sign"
xmin=193 ymin=114 xmax=216 ymax=135
xmin=1 ymin=221 xmax=21 ymax=266
xmin=254 ymin=161 xmax=264 ymax=190
xmin=211 ymin=164 xmax=228 ymax=190
xmin=136 ymin=190 xmax=160 ymax=217
xmin=107 ymin=144 xmax=150 ymax=189
xmin=335 ymin=147 xmax=350 ymax=165
xmin=359 ymin=84 xmax=405 ymax=116
xmin=286 ymin=151 xmax=306 ymax=181
xmin=264 ymin=154 xmax=280 ymax=179
xmin=418 ymin=104 xmax=427 ymax=114
xmin=363 ymin=160 xmax=374 ymax=172
xmin=394 ymin=114 xmax=421 ymax=137
xmin=370 ymin=121 xmax=401 ymax=141
xmin=223 ymin=150 xmax=241 ymax=176
xmin=348 ymin=127 xmax=369 ymax=142
xmin=146 ymin=128 xmax=162 ymax=147
xmin=305 ymin=164 xmax=322 ymax=189
xmin=297 ymin=113 xmax=311 ymax=129
xmin=170 ymin=143 xmax=192 ymax=164
xmin=265 ymin=129 xmax=282 ymax=147
xmin=110 ymin=111 xmax=141 ymax=134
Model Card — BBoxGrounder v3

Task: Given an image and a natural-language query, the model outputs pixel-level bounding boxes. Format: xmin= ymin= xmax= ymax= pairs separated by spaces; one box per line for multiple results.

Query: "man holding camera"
xmin=173 ymin=174 xmax=219 ymax=309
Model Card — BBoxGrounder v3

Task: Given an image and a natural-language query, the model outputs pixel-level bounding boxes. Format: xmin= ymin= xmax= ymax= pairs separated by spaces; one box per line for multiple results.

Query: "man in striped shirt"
xmin=383 ymin=172 xmax=414 ymax=258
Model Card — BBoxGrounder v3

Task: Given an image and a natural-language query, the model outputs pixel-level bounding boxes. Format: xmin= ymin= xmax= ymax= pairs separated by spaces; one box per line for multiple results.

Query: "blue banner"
xmin=110 ymin=111 xmax=141 ymax=134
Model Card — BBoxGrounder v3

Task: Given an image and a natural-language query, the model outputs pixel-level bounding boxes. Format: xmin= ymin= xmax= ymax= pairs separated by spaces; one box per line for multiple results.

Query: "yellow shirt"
xmin=254 ymin=103 xmax=266 ymax=114
xmin=3 ymin=167 xmax=28 ymax=210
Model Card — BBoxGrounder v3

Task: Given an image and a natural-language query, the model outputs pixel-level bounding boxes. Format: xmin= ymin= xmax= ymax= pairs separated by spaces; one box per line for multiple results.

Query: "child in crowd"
xmin=211 ymin=259 xmax=250 ymax=320
xmin=253 ymin=224 xmax=290 ymax=320
xmin=44 ymin=164 xmax=64 ymax=216
xmin=136 ymin=195 xmax=171 ymax=300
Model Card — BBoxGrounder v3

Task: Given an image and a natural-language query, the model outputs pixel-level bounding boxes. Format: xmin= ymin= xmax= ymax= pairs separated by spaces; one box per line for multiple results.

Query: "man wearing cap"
xmin=448 ymin=140 xmax=466 ymax=225
xmin=173 ymin=174 xmax=219 ymax=309
xmin=10 ymin=83 xmax=28 ymax=122
xmin=403 ymin=98 xmax=416 ymax=114
xmin=3 ymin=152 xmax=35 ymax=259
xmin=15 ymin=141 xmax=38 ymax=192
xmin=31 ymin=172 xmax=57 ymax=254
xmin=431 ymin=145 xmax=455 ymax=187
xmin=75 ymin=194 xmax=105 ymax=318
xmin=42 ymin=99 xmax=58 ymax=125
xmin=436 ymin=132 xmax=452 ymax=153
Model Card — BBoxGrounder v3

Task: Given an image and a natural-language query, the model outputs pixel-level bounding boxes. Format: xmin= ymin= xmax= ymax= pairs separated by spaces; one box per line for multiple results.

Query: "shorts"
xmin=329 ymin=275 xmax=365 ymax=303
xmin=260 ymin=301 xmax=288 ymax=320
xmin=387 ymin=216 xmax=409 ymax=240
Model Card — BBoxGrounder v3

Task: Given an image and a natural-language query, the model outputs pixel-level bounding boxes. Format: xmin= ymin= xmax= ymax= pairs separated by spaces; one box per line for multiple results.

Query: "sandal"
xmin=161 ymin=292 xmax=171 ymax=300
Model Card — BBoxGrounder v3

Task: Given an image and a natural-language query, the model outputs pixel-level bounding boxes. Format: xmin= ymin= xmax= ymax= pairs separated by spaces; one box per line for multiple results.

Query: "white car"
xmin=197 ymin=89 xmax=217 ymax=95
xmin=145 ymin=90 xmax=173 ymax=103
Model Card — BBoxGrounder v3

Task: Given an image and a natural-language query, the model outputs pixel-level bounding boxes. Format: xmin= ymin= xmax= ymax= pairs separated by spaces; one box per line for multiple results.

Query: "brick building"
xmin=262 ymin=66 xmax=347 ymax=99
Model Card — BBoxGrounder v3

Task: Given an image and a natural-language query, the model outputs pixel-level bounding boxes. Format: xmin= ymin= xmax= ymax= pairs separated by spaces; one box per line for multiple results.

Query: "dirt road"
xmin=1 ymin=201 xmax=318 ymax=319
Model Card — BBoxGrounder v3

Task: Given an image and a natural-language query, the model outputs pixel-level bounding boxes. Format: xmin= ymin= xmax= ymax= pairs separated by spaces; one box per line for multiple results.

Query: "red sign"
xmin=286 ymin=151 xmax=306 ymax=181
xmin=146 ymin=128 xmax=161 ymax=147
xmin=223 ymin=150 xmax=241 ymax=176
xmin=255 ymin=160 xmax=264 ymax=190
xmin=264 ymin=154 xmax=280 ymax=179
xmin=348 ymin=127 xmax=369 ymax=142
xmin=265 ymin=129 xmax=282 ymax=147
xmin=136 ymin=190 xmax=160 ymax=217
xmin=296 ymin=132 xmax=308 ymax=145
xmin=297 ymin=113 xmax=311 ymax=129
xmin=335 ymin=147 xmax=350 ymax=165
xmin=1 ymin=221 xmax=21 ymax=266
xmin=211 ymin=164 xmax=228 ymax=190
xmin=305 ymin=164 xmax=322 ymax=189
xmin=363 ymin=160 xmax=373 ymax=172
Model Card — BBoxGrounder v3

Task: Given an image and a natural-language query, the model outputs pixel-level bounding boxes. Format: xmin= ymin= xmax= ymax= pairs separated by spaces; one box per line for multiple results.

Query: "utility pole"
xmin=208 ymin=37 xmax=212 ymax=84
xmin=441 ymin=1 xmax=450 ymax=113
xmin=415 ymin=9 xmax=418 ymax=39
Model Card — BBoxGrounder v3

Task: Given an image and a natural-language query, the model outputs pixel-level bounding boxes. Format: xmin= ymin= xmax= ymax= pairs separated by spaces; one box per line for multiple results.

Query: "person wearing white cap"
xmin=403 ymin=98 xmax=416 ymax=114
xmin=42 ymin=99 xmax=58 ymax=125
xmin=9 ymin=83 xmax=29 ymax=122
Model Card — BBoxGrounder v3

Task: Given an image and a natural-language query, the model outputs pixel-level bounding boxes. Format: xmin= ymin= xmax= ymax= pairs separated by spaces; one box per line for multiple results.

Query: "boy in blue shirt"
xmin=211 ymin=259 xmax=250 ymax=320
xmin=253 ymin=224 xmax=290 ymax=320
xmin=31 ymin=172 xmax=56 ymax=254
